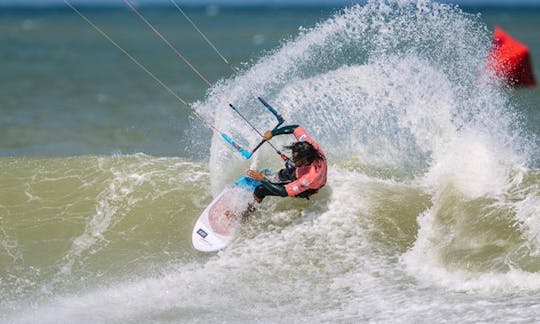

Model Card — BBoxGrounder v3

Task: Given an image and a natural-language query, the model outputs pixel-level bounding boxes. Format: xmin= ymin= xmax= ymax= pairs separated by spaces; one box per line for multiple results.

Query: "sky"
xmin=0 ymin=0 xmax=539 ymax=7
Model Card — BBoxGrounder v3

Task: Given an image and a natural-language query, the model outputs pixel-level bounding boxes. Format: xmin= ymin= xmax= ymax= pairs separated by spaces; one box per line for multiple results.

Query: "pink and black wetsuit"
xmin=254 ymin=125 xmax=327 ymax=201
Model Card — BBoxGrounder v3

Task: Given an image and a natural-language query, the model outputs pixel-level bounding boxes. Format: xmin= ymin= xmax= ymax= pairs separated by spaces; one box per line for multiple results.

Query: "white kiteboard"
xmin=192 ymin=174 xmax=262 ymax=252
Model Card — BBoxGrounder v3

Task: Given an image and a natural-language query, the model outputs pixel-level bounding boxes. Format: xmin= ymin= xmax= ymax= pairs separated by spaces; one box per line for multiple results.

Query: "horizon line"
xmin=1 ymin=2 xmax=539 ymax=9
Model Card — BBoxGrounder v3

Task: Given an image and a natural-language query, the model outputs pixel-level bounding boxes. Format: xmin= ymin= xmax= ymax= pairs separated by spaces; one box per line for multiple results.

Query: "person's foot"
xmin=241 ymin=202 xmax=257 ymax=222
xmin=246 ymin=202 xmax=257 ymax=213
xmin=253 ymin=194 xmax=263 ymax=204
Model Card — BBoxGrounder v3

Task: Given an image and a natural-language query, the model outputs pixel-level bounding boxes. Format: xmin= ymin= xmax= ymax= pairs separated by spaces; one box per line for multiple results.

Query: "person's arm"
xmin=271 ymin=125 xmax=299 ymax=136
xmin=260 ymin=179 xmax=288 ymax=197
xmin=262 ymin=125 xmax=299 ymax=140
xmin=246 ymin=169 xmax=288 ymax=196
xmin=267 ymin=125 xmax=323 ymax=154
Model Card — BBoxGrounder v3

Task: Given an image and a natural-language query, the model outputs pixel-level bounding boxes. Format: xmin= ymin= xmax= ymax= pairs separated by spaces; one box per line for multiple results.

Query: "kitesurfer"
xmin=246 ymin=125 xmax=327 ymax=203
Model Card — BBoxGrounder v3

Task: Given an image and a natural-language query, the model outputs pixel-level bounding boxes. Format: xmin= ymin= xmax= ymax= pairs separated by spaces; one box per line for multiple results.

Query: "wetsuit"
xmin=254 ymin=125 xmax=327 ymax=201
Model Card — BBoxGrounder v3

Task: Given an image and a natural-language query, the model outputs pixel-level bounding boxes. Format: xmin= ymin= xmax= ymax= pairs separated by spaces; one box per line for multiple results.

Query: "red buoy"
xmin=488 ymin=26 xmax=536 ymax=87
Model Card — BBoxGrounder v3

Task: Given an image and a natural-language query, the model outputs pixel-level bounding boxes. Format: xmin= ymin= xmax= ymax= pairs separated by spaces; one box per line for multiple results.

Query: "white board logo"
xmin=197 ymin=228 xmax=208 ymax=238
xmin=299 ymin=135 xmax=307 ymax=142
xmin=292 ymin=185 xmax=299 ymax=192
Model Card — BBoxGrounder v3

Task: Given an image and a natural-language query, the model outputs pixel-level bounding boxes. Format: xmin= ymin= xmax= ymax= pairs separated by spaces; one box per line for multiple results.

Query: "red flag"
xmin=488 ymin=26 xmax=536 ymax=87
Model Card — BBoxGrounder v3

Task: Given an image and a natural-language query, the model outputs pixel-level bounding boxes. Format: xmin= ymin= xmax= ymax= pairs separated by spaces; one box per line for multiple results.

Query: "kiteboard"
xmin=192 ymin=170 xmax=274 ymax=252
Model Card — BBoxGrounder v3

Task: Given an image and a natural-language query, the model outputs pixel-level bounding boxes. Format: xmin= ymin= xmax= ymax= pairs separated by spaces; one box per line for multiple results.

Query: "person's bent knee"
xmin=254 ymin=185 xmax=267 ymax=202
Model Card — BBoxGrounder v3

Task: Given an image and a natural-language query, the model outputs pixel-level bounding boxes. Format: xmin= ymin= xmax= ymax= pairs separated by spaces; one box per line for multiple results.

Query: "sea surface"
xmin=1 ymin=0 xmax=540 ymax=322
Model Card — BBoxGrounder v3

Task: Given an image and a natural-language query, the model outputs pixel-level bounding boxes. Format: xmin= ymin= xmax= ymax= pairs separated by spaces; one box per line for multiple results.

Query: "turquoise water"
xmin=0 ymin=6 xmax=332 ymax=157
xmin=1 ymin=1 xmax=540 ymax=322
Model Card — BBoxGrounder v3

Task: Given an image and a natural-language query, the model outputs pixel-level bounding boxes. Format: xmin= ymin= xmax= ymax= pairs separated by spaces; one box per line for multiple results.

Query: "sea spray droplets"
xmin=199 ymin=0 xmax=491 ymax=187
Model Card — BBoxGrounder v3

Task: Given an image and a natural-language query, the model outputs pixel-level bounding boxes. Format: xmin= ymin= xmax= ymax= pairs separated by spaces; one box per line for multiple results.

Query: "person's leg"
xmin=254 ymin=182 xmax=290 ymax=203
xmin=244 ymin=185 xmax=272 ymax=217
xmin=253 ymin=185 xmax=272 ymax=203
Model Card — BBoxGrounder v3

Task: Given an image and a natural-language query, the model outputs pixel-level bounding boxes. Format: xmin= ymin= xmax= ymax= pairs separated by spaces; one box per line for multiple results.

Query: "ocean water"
xmin=1 ymin=0 xmax=540 ymax=322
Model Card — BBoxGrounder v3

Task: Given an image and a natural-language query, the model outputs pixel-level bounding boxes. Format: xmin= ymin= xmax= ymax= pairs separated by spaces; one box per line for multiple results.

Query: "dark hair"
xmin=284 ymin=141 xmax=322 ymax=164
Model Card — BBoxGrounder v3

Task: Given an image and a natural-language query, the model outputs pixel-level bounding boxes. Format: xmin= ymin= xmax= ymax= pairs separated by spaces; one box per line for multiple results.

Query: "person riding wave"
xmin=246 ymin=124 xmax=327 ymax=203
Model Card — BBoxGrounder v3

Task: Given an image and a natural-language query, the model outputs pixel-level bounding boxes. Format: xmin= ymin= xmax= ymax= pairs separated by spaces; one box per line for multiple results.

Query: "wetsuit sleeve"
xmin=271 ymin=125 xmax=299 ymax=137
xmin=260 ymin=179 xmax=288 ymax=197
xmin=292 ymin=126 xmax=322 ymax=152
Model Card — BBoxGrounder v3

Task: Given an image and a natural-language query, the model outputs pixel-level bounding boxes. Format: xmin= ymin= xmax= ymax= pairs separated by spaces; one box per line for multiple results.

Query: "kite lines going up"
xmin=64 ymin=0 xmax=285 ymax=160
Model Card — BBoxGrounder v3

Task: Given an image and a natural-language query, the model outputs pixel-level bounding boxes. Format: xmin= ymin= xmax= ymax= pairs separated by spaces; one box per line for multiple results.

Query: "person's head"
xmin=285 ymin=141 xmax=321 ymax=166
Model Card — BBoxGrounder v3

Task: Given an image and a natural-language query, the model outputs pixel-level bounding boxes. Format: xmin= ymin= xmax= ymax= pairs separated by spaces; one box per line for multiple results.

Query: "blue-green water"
xmin=0 ymin=6 xmax=334 ymax=157
xmin=1 ymin=1 xmax=540 ymax=322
